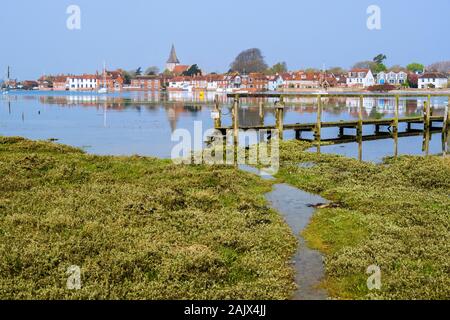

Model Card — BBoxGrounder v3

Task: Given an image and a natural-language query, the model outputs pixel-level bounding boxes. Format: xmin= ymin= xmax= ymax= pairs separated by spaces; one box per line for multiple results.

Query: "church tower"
xmin=166 ymin=44 xmax=180 ymax=72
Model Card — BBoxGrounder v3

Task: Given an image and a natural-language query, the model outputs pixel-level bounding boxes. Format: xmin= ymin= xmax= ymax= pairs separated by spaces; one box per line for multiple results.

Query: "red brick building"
xmin=98 ymin=70 xmax=125 ymax=91
xmin=130 ymin=75 xmax=160 ymax=91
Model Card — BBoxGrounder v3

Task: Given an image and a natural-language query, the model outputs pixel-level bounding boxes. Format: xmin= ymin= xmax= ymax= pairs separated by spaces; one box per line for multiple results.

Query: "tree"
xmin=388 ymin=65 xmax=407 ymax=72
xmin=373 ymin=63 xmax=387 ymax=73
xmin=230 ymin=48 xmax=268 ymax=74
xmin=145 ymin=66 xmax=160 ymax=76
xmin=373 ymin=54 xmax=387 ymax=65
xmin=182 ymin=64 xmax=202 ymax=77
xmin=352 ymin=60 xmax=377 ymax=72
xmin=122 ymin=70 xmax=133 ymax=84
xmin=266 ymin=62 xmax=287 ymax=75
xmin=407 ymin=73 xmax=419 ymax=88
xmin=328 ymin=67 xmax=347 ymax=74
xmin=427 ymin=60 xmax=450 ymax=73
xmin=406 ymin=62 xmax=424 ymax=73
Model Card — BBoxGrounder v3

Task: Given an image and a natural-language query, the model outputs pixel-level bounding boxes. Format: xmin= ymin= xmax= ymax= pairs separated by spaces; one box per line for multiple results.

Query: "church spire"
xmin=167 ymin=44 xmax=180 ymax=64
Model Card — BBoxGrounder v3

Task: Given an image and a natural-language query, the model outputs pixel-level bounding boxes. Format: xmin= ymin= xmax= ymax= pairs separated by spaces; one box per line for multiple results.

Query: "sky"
xmin=1 ymin=0 xmax=449 ymax=80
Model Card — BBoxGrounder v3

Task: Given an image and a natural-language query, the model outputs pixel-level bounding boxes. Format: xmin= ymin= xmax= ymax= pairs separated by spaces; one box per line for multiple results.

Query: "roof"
xmin=419 ymin=72 xmax=448 ymax=79
xmin=172 ymin=65 xmax=190 ymax=74
xmin=167 ymin=44 xmax=180 ymax=64
xmin=53 ymin=76 xmax=68 ymax=83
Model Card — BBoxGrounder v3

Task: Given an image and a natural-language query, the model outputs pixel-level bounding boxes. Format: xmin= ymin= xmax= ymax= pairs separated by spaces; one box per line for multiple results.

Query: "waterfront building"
xmin=68 ymin=74 xmax=98 ymax=91
xmin=376 ymin=71 xmax=408 ymax=85
xmin=130 ymin=75 xmax=160 ymax=91
xmin=418 ymin=72 xmax=448 ymax=89
xmin=98 ymin=70 xmax=125 ymax=91
xmin=346 ymin=68 xmax=375 ymax=87
xmin=52 ymin=76 xmax=69 ymax=91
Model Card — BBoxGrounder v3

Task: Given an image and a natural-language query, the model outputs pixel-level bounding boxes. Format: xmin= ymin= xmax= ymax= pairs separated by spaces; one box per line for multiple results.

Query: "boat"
xmin=2 ymin=66 xmax=11 ymax=94
xmin=98 ymin=61 xmax=108 ymax=94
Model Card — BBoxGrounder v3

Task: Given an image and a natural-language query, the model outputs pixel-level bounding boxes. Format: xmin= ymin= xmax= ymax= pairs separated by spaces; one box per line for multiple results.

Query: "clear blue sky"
xmin=1 ymin=0 xmax=449 ymax=79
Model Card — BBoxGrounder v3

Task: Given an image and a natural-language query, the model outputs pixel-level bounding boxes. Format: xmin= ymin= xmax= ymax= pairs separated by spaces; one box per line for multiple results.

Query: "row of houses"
xmin=35 ymin=69 xmax=449 ymax=93
xmin=344 ymin=69 xmax=449 ymax=89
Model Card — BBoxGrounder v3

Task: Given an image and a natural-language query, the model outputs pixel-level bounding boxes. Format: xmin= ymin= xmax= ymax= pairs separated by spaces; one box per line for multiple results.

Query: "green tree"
xmin=145 ymin=66 xmax=160 ymax=76
xmin=406 ymin=63 xmax=424 ymax=73
xmin=182 ymin=64 xmax=202 ymax=77
xmin=373 ymin=63 xmax=387 ymax=73
xmin=266 ymin=62 xmax=288 ymax=75
xmin=373 ymin=54 xmax=387 ymax=65
xmin=230 ymin=48 xmax=268 ymax=74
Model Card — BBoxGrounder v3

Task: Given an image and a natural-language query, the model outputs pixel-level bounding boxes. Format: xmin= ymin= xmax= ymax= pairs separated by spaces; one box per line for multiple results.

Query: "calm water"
xmin=0 ymin=91 xmax=448 ymax=162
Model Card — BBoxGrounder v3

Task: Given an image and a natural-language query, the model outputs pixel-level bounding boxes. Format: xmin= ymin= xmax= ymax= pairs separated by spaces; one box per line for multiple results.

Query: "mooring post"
xmin=213 ymin=94 xmax=221 ymax=129
xmin=393 ymin=95 xmax=399 ymax=133
xmin=443 ymin=98 xmax=449 ymax=135
xmin=375 ymin=124 xmax=380 ymax=134
xmin=357 ymin=95 xmax=363 ymax=138
xmin=315 ymin=95 xmax=322 ymax=140
xmin=232 ymin=95 xmax=239 ymax=166
xmin=424 ymin=95 xmax=431 ymax=129
xmin=422 ymin=127 xmax=430 ymax=156
xmin=275 ymin=96 xmax=285 ymax=140
xmin=393 ymin=130 xmax=399 ymax=159
xmin=259 ymin=101 xmax=264 ymax=125
xmin=339 ymin=126 xmax=344 ymax=137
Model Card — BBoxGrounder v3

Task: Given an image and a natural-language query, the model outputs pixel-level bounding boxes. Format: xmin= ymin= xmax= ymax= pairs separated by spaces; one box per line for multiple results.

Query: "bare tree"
xmin=230 ymin=48 xmax=268 ymax=74
xmin=427 ymin=61 xmax=450 ymax=73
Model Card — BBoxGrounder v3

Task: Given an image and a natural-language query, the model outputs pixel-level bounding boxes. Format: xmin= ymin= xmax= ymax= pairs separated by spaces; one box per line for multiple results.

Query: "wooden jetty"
xmin=214 ymin=93 xmax=449 ymax=141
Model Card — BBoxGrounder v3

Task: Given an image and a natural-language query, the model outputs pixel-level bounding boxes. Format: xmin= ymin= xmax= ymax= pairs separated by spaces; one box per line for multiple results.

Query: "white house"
xmin=418 ymin=72 xmax=448 ymax=89
xmin=267 ymin=74 xmax=285 ymax=91
xmin=346 ymin=69 xmax=375 ymax=87
xmin=68 ymin=75 xmax=98 ymax=91
xmin=377 ymin=71 xmax=407 ymax=85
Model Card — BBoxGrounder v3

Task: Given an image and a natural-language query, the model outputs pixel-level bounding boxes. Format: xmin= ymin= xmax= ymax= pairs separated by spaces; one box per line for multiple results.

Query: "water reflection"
xmin=0 ymin=92 xmax=448 ymax=161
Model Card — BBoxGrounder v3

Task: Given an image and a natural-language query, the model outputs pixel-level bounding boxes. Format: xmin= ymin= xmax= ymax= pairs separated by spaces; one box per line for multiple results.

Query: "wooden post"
xmin=393 ymin=95 xmax=399 ymax=133
xmin=424 ymin=95 xmax=431 ymax=129
xmin=357 ymin=95 xmax=363 ymax=138
xmin=422 ymin=127 xmax=430 ymax=156
xmin=357 ymin=135 xmax=362 ymax=162
xmin=393 ymin=130 xmax=399 ymax=159
xmin=339 ymin=126 xmax=344 ymax=137
xmin=213 ymin=94 xmax=221 ymax=129
xmin=315 ymin=95 xmax=322 ymax=140
xmin=259 ymin=101 xmax=264 ymax=125
xmin=232 ymin=95 xmax=239 ymax=166
xmin=443 ymin=99 xmax=449 ymax=135
xmin=444 ymin=98 xmax=450 ymax=157
xmin=275 ymin=96 xmax=284 ymax=140
xmin=295 ymin=130 xmax=301 ymax=140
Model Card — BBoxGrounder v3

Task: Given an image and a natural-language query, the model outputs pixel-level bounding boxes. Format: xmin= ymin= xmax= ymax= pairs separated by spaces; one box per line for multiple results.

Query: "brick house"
xmin=52 ymin=76 xmax=69 ymax=91
xmin=130 ymin=75 xmax=161 ymax=91
xmin=98 ymin=70 xmax=125 ymax=91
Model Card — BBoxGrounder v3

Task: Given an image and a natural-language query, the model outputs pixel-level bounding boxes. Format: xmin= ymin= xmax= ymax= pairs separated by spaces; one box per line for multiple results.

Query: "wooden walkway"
xmin=212 ymin=94 xmax=450 ymax=144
